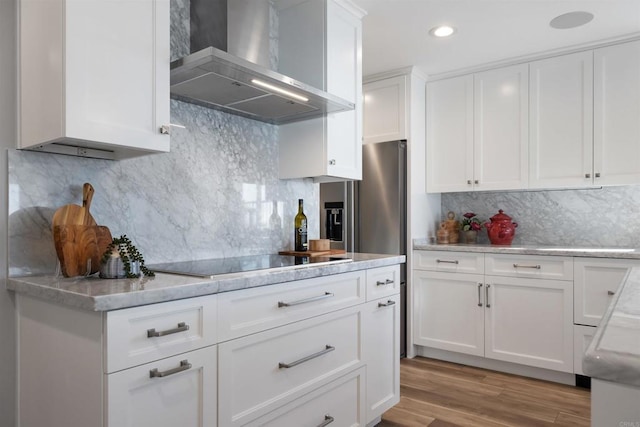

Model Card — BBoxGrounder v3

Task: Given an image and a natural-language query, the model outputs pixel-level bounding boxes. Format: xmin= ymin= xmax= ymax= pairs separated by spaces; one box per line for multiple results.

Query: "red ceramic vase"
xmin=484 ymin=209 xmax=518 ymax=245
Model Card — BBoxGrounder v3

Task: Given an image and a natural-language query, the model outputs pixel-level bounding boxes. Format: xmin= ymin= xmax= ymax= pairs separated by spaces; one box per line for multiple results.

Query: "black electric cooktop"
xmin=149 ymin=254 xmax=352 ymax=279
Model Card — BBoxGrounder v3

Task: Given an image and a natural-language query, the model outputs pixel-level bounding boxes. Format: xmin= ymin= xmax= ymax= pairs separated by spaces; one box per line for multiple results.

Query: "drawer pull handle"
xmin=376 ymin=279 xmax=395 ymax=286
xmin=608 ymin=290 xmax=616 ymax=296
xmin=436 ymin=259 xmax=459 ymax=265
xmin=486 ymin=284 xmax=491 ymax=308
xmin=147 ymin=322 xmax=190 ymax=338
xmin=278 ymin=292 xmax=334 ymax=308
xmin=279 ymin=345 xmax=335 ymax=369
xmin=149 ymin=359 xmax=192 ymax=378
xmin=378 ymin=300 xmax=396 ymax=307
xmin=317 ymin=415 xmax=335 ymax=427
xmin=513 ymin=264 xmax=541 ymax=269
xmin=478 ymin=283 xmax=483 ymax=307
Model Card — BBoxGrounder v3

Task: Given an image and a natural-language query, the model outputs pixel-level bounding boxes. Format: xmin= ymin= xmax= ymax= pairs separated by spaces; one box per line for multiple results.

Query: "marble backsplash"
xmin=441 ymin=186 xmax=640 ymax=247
xmin=9 ymin=103 xmax=318 ymax=277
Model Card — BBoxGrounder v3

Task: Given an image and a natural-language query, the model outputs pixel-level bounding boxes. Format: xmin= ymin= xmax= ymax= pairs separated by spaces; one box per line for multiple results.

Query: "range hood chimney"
xmin=170 ymin=0 xmax=354 ymax=125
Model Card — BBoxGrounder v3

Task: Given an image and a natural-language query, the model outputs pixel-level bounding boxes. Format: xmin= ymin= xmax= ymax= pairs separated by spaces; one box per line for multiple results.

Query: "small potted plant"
xmin=461 ymin=213 xmax=483 ymax=244
xmin=100 ymin=235 xmax=155 ymax=279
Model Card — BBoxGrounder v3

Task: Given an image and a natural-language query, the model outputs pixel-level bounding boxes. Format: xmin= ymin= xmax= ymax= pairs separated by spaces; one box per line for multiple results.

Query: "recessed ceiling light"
xmin=550 ymin=11 xmax=594 ymax=29
xmin=429 ymin=25 xmax=456 ymax=38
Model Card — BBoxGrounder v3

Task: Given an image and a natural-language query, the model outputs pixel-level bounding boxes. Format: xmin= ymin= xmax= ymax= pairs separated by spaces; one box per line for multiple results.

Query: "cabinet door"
xmin=363 ymin=295 xmax=400 ymax=424
xmin=484 ymin=275 xmax=573 ymax=373
xmin=574 ymin=258 xmax=640 ymax=327
xmin=413 ymin=270 xmax=485 ymax=356
xmin=326 ymin=0 xmax=362 ymax=180
xmin=20 ymin=0 xmax=170 ymax=155
xmin=364 ymin=76 xmax=407 ymax=144
xmin=106 ymin=345 xmax=217 ymax=427
xmin=474 ymin=64 xmax=529 ymax=191
xmin=594 ymin=40 xmax=640 ymax=186
xmin=529 ymin=51 xmax=593 ymax=189
xmin=573 ymin=325 xmax=595 ymax=376
xmin=426 ymin=75 xmax=474 ymax=193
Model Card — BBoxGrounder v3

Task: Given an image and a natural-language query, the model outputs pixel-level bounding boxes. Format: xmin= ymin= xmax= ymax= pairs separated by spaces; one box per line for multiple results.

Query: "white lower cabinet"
xmin=413 ymin=251 xmax=574 ymax=375
xmin=363 ymin=294 xmax=400 ymax=423
xmin=413 ymin=270 xmax=485 ymax=356
xmin=573 ymin=324 xmax=596 ymax=376
xmin=484 ymin=275 xmax=573 ymax=372
xmin=106 ymin=345 xmax=217 ymax=427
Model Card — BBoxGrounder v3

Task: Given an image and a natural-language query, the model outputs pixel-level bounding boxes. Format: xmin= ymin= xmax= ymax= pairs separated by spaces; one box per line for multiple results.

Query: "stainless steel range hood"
xmin=170 ymin=0 xmax=355 ymax=125
xmin=170 ymin=47 xmax=355 ymax=125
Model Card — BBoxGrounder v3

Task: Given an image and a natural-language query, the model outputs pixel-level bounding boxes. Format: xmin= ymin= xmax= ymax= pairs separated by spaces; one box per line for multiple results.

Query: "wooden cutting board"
xmin=278 ymin=249 xmax=347 ymax=257
xmin=53 ymin=225 xmax=113 ymax=277
xmin=51 ymin=183 xmax=98 ymax=228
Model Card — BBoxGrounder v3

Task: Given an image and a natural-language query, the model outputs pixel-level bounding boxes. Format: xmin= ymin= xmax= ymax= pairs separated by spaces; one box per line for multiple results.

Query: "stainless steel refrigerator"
xmin=320 ymin=140 xmax=407 ymax=356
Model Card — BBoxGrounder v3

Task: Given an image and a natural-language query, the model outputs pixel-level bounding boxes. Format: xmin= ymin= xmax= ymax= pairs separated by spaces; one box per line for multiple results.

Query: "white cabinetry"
xmin=413 ymin=251 xmax=574 ymax=374
xmin=529 ymin=51 xmax=594 ymax=189
xmin=278 ymin=0 xmax=365 ymax=181
xmin=17 ymin=294 xmax=218 ymax=427
xmin=426 ymin=64 xmax=528 ymax=192
xmin=363 ymin=75 xmax=407 ymax=143
xmin=18 ymin=0 xmax=170 ymax=159
xmin=594 ymin=40 xmax=640 ymax=186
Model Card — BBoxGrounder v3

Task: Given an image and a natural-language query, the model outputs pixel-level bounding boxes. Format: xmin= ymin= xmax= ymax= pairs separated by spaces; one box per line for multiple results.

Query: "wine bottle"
xmin=294 ymin=199 xmax=308 ymax=251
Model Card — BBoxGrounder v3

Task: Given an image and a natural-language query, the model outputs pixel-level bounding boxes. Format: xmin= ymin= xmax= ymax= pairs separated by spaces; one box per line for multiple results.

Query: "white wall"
xmin=0 ymin=0 xmax=16 ymax=425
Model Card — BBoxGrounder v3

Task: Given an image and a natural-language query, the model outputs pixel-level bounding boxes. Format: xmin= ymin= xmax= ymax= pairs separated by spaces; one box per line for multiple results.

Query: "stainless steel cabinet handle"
xmin=376 ymin=279 xmax=395 ymax=286
xmin=149 ymin=359 xmax=192 ymax=378
xmin=467 ymin=180 xmax=472 ymax=185
xmin=478 ymin=283 xmax=483 ymax=307
xmin=486 ymin=284 xmax=491 ymax=308
xmin=278 ymin=292 xmax=334 ymax=307
xmin=328 ymin=159 xmax=336 ymax=165
xmin=147 ymin=322 xmax=190 ymax=338
xmin=436 ymin=259 xmax=459 ymax=265
xmin=317 ymin=415 xmax=335 ymax=427
xmin=474 ymin=180 xmax=479 ymax=184
xmin=378 ymin=300 xmax=396 ymax=308
xmin=513 ymin=264 xmax=541 ymax=269
xmin=595 ymin=172 xmax=601 ymax=178
xmin=279 ymin=345 xmax=335 ymax=369
xmin=585 ymin=173 xmax=591 ymax=178
xmin=608 ymin=290 xmax=616 ymax=296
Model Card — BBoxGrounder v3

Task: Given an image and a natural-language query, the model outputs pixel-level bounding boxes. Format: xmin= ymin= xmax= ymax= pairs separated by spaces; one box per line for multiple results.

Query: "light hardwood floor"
xmin=379 ymin=357 xmax=591 ymax=427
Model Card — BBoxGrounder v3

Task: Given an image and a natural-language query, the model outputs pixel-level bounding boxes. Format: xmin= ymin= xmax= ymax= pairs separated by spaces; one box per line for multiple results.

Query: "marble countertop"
xmin=583 ymin=267 xmax=640 ymax=387
xmin=413 ymin=239 xmax=640 ymax=259
xmin=7 ymin=253 xmax=405 ymax=312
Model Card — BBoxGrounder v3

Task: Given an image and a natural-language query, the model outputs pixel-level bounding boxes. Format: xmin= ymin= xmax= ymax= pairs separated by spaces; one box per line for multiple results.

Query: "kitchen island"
xmin=583 ymin=266 xmax=640 ymax=426
xmin=10 ymin=252 xmax=404 ymax=427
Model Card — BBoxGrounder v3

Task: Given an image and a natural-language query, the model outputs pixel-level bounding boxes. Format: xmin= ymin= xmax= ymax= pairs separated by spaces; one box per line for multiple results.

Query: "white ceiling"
xmin=351 ymin=0 xmax=640 ymax=78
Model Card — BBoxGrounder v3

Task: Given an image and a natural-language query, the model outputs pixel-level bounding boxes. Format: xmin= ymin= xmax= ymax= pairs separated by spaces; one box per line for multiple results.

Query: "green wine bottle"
xmin=294 ymin=199 xmax=308 ymax=251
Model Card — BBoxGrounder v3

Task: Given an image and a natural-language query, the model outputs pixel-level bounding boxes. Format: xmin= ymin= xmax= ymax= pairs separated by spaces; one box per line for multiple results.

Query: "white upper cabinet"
xmin=18 ymin=0 xmax=170 ymax=160
xmin=594 ymin=40 xmax=640 ymax=186
xmin=426 ymin=75 xmax=474 ymax=193
xmin=529 ymin=51 xmax=594 ymax=189
xmin=363 ymin=75 xmax=407 ymax=144
xmin=427 ymin=65 xmax=528 ymax=192
xmin=278 ymin=0 xmax=365 ymax=182
xmin=473 ymin=64 xmax=529 ymax=191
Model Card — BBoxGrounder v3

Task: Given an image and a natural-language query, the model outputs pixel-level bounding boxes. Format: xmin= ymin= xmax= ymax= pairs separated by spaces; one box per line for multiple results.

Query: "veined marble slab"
xmin=413 ymin=239 xmax=640 ymax=260
xmin=7 ymin=253 xmax=405 ymax=312
xmin=584 ymin=267 xmax=640 ymax=387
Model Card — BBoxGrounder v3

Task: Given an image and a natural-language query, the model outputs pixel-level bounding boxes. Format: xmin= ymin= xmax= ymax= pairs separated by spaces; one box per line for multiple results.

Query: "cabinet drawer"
xmin=105 ymin=345 xmax=217 ymax=427
xmin=105 ymin=294 xmax=217 ymax=373
xmin=218 ymin=305 xmax=363 ymax=426
xmin=485 ymin=254 xmax=573 ymax=280
xmin=217 ymin=271 xmax=365 ymax=342
xmin=366 ymin=265 xmax=401 ymax=301
xmin=245 ymin=367 xmax=365 ymax=427
xmin=413 ymin=250 xmax=484 ymax=274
